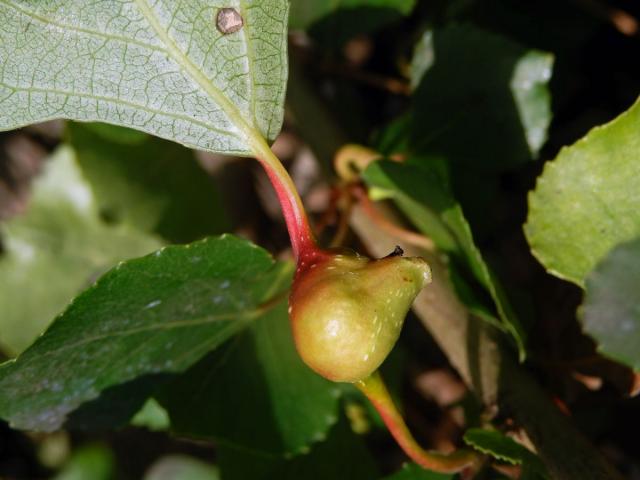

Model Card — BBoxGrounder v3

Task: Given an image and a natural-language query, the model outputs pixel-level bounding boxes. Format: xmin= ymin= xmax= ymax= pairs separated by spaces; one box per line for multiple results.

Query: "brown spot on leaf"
xmin=216 ymin=8 xmax=244 ymax=34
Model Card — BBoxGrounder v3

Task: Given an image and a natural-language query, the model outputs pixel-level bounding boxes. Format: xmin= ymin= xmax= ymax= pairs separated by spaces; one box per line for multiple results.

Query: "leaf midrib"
xmin=132 ymin=0 xmax=260 ymax=147
xmin=3 ymin=308 xmax=263 ymax=366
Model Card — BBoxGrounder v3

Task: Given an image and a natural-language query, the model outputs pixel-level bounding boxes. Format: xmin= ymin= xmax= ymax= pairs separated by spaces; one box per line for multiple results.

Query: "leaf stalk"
xmin=250 ymin=135 xmax=319 ymax=261
xmin=357 ymin=371 xmax=480 ymax=474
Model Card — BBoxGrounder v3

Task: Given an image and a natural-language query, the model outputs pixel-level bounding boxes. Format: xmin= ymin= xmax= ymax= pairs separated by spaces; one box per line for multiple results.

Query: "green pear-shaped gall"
xmin=289 ymin=249 xmax=431 ymax=383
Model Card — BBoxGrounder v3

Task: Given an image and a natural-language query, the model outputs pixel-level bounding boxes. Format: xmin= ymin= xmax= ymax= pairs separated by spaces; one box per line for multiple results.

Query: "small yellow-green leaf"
xmin=525 ymin=98 xmax=640 ymax=286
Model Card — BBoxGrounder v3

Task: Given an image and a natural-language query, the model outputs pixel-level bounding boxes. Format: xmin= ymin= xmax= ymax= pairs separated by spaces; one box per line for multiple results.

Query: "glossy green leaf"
xmin=363 ymin=159 xmax=526 ymax=356
xmin=290 ymin=0 xmax=415 ymax=29
xmin=0 ymin=235 xmax=292 ymax=431
xmin=0 ymin=146 xmax=161 ymax=356
xmin=0 ymin=0 xmax=289 ymax=153
xmin=218 ymin=416 xmax=379 ymax=480
xmin=464 ymin=429 xmax=549 ymax=478
xmin=160 ymin=301 xmax=340 ymax=456
xmin=382 ymin=463 xmax=452 ymax=480
xmin=67 ymin=122 xmax=229 ymax=243
xmin=582 ymin=237 xmax=640 ymax=371
xmin=525 ymin=98 xmax=640 ymax=286
xmin=463 ymin=428 xmax=532 ymax=465
xmin=409 ymin=24 xmax=553 ymax=169
xmin=144 ymin=455 xmax=219 ymax=480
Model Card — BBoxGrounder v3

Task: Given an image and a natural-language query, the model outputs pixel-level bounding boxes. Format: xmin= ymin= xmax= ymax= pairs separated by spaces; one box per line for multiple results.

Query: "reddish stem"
xmin=357 ymin=371 xmax=480 ymax=474
xmin=260 ymin=161 xmax=317 ymax=261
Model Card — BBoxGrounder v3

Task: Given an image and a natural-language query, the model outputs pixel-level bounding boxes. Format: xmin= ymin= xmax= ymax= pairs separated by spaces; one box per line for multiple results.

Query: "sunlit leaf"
xmin=0 ymin=0 xmax=289 ymax=153
xmin=525 ymin=97 xmax=640 ymax=286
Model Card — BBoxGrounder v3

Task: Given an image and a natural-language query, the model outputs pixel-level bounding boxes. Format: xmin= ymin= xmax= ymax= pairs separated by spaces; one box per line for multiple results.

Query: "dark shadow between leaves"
xmin=64 ymin=373 xmax=174 ymax=431
xmin=309 ymin=7 xmax=407 ymax=50
xmin=408 ymin=25 xmax=536 ymax=235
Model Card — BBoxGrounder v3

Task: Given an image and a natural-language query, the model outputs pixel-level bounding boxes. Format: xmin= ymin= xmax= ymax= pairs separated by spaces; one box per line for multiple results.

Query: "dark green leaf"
xmin=582 ymin=237 xmax=640 ymax=370
xmin=463 ymin=428 xmax=531 ymax=465
xmin=409 ymin=25 xmax=553 ymax=169
xmin=218 ymin=416 xmax=379 ymax=480
xmin=290 ymin=0 xmax=415 ymax=29
xmin=363 ymin=160 xmax=526 ymax=356
xmin=160 ymin=301 xmax=340 ymax=456
xmin=525 ymin=98 xmax=640 ymax=286
xmin=68 ymin=122 xmax=229 ymax=243
xmin=0 ymin=146 xmax=161 ymax=356
xmin=0 ymin=235 xmax=292 ymax=431
xmin=382 ymin=463 xmax=453 ymax=480
xmin=463 ymin=428 xmax=548 ymax=478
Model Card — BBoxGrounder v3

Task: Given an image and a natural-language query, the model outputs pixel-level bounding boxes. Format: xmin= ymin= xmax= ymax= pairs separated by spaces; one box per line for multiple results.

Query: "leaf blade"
xmin=160 ymin=301 xmax=340 ymax=456
xmin=582 ymin=237 xmax=640 ymax=370
xmin=0 ymin=0 xmax=289 ymax=152
xmin=525 ymin=97 xmax=640 ymax=286
xmin=0 ymin=235 xmax=292 ymax=431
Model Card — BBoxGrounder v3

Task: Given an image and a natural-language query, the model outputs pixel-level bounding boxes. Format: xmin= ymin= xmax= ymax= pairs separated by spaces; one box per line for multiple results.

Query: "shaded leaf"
xmin=525 ymin=98 xmax=640 ymax=286
xmin=409 ymin=24 xmax=554 ymax=169
xmin=64 ymin=374 xmax=171 ymax=430
xmin=144 ymin=455 xmax=219 ymax=480
xmin=382 ymin=463 xmax=453 ymax=480
xmin=363 ymin=159 xmax=526 ymax=356
xmin=218 ymin=416 xmax=379 ymax=480
xmin=0 ymin=0 xmax=289 ymax=153
xmin=68 ymin=122 xmax=229 ymax=243
xmin=0 ymin=235 xmax=292 ymax=431
xmin=160 ymin=301 xmax=340 ymax=456
xmin=582 ymin=237 xmax=640 ymax=371
xmin=0 ymin=146 xmax=161 ymax=356
xmin=290 ymin=0 xmax=415 ymax=29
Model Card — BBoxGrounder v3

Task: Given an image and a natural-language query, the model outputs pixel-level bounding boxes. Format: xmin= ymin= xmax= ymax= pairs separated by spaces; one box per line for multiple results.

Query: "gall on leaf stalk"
xmin=250 ymin=136 xmax=479 ymax=474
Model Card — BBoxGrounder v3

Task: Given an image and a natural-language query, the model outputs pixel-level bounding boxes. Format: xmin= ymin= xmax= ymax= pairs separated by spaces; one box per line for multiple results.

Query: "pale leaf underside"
xmin=0 ymin=0 xmax=288 ymax=154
